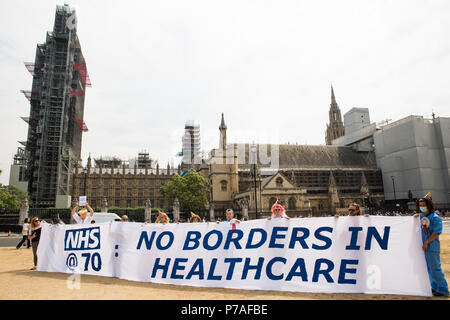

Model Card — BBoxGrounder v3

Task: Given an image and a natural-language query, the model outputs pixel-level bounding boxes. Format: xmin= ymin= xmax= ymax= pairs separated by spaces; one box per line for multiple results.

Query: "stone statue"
xmin=18 ymin=198 xmax=29 ymax=224
xmin=101 ymin=197 xmax=108 ymax=213
xmin=239 ymin=198 xmax=249 ymax=219
xmin=209 ymin=203 xmax=215 ymax=222
xmin=173 ymin=197 xmax=180 ymax=222
xmin=145 ymin=199 xmax=152 ymax=223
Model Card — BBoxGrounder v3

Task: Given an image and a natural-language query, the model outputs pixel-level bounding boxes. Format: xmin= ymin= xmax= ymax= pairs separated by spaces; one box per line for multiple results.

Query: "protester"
xmin=50 ymin=214 xmax=64 ymax=225
xmin=413 ymin=193 xmax=449 ymax=297
xmin=71 ymin=202 xmax=94 ymax=224
xmin=28 ymin=217 xmax=42 ymax=270
xmin=121 ymin=215 xmax=129 ymax=222
xmin=243 ymin=217 xmax=249 ymax=221
xmin=335 ymin=203 xmax=369 ymax=218
xmin=190 ymin=212 xmax=202 ymax=223
xmin=16 ymin=218 xmax=30 ymax=249
xmin=155 ymin=211 xmax=170 ymax=224
xmin=268 ymin=199 xmax=290 ymax=220
xmin=225 ymin=209 xmax=241 ymax=223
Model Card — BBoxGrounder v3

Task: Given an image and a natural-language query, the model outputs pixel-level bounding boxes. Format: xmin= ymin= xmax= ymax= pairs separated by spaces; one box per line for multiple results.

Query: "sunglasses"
xmin=348 ymin=209 xmax=356 ymax=212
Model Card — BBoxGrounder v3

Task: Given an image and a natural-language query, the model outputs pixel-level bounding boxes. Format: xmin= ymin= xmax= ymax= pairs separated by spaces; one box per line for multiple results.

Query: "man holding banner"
xmin=71 ymin=201 xmax=94 ymax=224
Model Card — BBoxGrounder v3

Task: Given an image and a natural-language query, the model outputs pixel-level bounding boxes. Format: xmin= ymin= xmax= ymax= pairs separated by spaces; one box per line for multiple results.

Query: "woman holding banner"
xmin=28 ymin=217 xmax=42 ymax=270
xmin=413 ymin=193 xmax=449 ymax=297
xmin=268 ymin=199 xmax=290 ymax=220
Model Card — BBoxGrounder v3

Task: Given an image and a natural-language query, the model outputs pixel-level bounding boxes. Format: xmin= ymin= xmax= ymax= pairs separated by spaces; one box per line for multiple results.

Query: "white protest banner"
xmin=37 ymin=217 xmax=432 ymax=296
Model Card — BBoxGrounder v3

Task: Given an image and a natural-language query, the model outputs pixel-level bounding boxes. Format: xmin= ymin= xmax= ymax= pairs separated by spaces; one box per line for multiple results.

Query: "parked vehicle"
xmin=90 ymin=212 xmax=121 ymax=224
xmin=70 ymin=212 xmax=121 ymax=224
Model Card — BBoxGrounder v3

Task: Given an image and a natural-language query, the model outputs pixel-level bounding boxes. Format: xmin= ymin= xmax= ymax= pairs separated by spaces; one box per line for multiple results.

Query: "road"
xmin=0 ymin=234 xmax=26 ymax=248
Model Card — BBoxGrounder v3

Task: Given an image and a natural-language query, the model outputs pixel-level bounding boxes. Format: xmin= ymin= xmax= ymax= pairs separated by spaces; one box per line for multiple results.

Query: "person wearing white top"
xmin=71 ymin=202 xmax=94 ymax=224
xmin=16 ymin=218 xmax=31 ymax=249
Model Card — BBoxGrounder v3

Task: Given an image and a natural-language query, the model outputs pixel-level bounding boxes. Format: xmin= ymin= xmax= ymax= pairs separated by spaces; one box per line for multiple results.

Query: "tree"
xmin=160 ymin=170 xmax=210 ymax=214
xmin=0 ymin=170 xmax=29 ymax=212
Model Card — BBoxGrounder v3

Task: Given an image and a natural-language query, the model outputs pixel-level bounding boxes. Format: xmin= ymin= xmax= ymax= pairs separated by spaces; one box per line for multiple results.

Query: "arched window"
xmin=276 ymin=177 xmax=283 ymax=187
xmin=269 ymin=197 xmax=277 ymax=208
xmin=288 ymin=197 xmax=296 ymax=210
xmin=220 ymin=180 xmax=228 ymax=192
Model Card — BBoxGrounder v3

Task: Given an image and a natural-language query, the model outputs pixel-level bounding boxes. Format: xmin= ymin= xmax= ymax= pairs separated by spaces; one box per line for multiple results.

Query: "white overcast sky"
xmin=1 ymin=0 xmax=450 ymax=184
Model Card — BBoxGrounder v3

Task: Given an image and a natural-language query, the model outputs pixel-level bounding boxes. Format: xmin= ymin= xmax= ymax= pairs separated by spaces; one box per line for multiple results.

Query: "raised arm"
xmin=71 ymin=202 xmax=79 ymax=215
xmin=86 ymin=202 xmax=94 ymax=217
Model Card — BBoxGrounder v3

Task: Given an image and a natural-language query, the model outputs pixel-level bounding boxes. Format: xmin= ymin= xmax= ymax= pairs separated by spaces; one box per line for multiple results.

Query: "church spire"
xmin=219 ymin=112 xmax=227 ymax=130
xmin=331 ymin=84 xmax=336 ymax=104
xmin=219 ymin=113 xmax=227 ymax=150
xmin=325 ymin=85 xmax=345 ymax=145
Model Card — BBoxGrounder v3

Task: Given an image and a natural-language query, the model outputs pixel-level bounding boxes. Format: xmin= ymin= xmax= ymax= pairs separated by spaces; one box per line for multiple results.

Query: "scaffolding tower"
xmin=182 ymin=120 xmax=201 ymax=167
xmin=21 ymin=4 xmax=90 ymax=208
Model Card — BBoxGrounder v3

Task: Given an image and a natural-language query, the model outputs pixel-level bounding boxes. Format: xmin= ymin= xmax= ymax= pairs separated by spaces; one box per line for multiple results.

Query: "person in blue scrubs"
xmin=414 ymin=193 xmax=449 ymax=297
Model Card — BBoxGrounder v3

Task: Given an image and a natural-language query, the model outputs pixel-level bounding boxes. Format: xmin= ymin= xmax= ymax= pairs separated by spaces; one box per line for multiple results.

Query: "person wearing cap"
xmin=413 ymin=192 xmax=449 ymax=297
xmin=71 ymin=202 xmax=94 ymax=224
xmin=190 ymin=212 xmax=202 ymax=223
xmin=155 ymin=211 xmax=170 ymax=224
xmin=268 ymin=199 xmax=290 ymax=220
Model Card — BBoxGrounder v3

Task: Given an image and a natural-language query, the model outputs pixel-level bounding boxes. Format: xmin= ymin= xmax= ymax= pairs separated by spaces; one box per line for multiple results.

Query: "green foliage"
xmin=160 ymin=170 xmax=210 ymax=215
xmin=0 ymin=184 xmax=29 ymax=212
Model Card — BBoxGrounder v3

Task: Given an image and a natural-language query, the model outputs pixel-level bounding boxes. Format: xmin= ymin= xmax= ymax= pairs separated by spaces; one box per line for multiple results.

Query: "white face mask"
xmin=420 ymin=206 xmax=428 ymax=213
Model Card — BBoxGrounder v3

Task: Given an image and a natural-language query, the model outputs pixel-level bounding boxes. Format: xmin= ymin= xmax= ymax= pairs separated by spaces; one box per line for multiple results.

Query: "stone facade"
xmin=202 ymin=113 xmax=385 ymax=219
xmin=72 ymin=156 xmax=179 ymax=209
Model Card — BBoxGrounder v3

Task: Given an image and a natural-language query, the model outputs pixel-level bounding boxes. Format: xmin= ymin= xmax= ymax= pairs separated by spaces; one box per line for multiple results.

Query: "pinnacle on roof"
xmin=331 ymin=84 xmax=337 ymax=105
xmin=219 ymin=113 xmax=227 ymax=129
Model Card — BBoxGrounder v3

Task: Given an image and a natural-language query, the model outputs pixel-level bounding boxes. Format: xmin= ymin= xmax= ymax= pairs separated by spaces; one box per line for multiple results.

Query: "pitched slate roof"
xmin=232 ymin=143 xmax=377 ymax=170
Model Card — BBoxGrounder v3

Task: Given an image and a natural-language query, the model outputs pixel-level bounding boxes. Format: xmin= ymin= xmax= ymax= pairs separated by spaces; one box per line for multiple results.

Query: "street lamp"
xmin=251 ymin=143 xmax=258 ymax=219
xmin=83 ymin=167 xmax=88 ymax=197
xmin=390 ymin=176 xmax=397 ymax=207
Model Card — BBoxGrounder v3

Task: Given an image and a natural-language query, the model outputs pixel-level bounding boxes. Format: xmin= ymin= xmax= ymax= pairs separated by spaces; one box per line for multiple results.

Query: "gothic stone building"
xmin=201 ymin=95 xmax=384 ymax=219
xmin=72 ymin=156 xmax=179 ymax=209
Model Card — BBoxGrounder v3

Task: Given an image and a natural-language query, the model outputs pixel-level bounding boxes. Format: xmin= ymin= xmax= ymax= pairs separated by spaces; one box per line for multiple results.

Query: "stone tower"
xmin=219 ymin=113 xmax=227 ymax=150
xmin=208 ymin=113 xmax=238 ymax=218
xmin=325 ymin=85 xmax=345 ymax=145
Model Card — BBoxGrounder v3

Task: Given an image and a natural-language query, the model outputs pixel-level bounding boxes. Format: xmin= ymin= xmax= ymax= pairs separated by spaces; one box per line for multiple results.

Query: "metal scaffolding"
xmin=21 ymin=4 xmax=90 ymax=208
